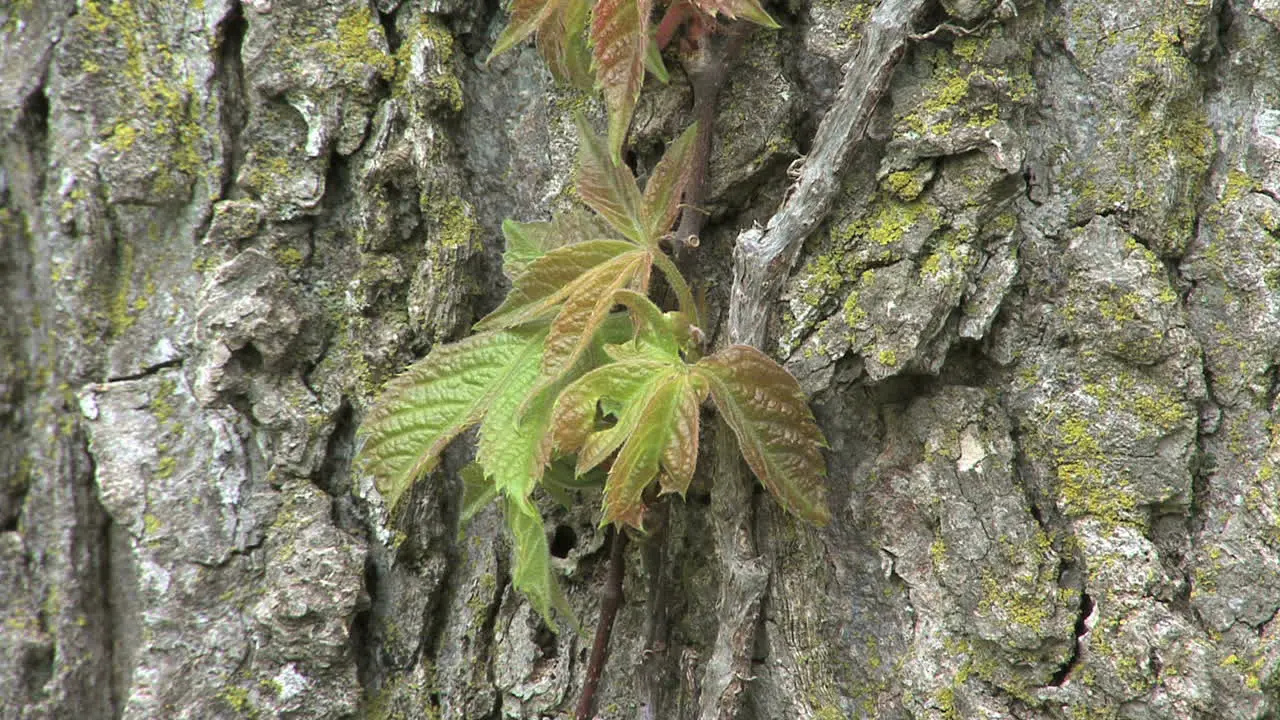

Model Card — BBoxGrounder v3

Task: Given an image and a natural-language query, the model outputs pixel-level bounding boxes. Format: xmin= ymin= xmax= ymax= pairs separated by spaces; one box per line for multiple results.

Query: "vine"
xmin=355 ymin=1 xmax=829 ymax=717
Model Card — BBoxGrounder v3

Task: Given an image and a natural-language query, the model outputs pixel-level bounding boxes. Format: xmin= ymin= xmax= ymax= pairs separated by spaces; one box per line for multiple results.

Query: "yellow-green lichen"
xmin=1035 ymin=412 xmax=1141 ymax=529
xmin=832 ymin=193 xmax=940 ymax=250
xmin=275 ymin=247 xmax=305 ymax=270
xmin=425 ymin=195 xmax=476 ymax=250
xmin=80 ymin=0 xmax=205 ymax=196
xmin=328 ymin=6 xmax=396 ymax=82
xmin=109 ymin=241 xmax=137 ymax=336
xmin=154 ymin=456 xmax=177 ymax=480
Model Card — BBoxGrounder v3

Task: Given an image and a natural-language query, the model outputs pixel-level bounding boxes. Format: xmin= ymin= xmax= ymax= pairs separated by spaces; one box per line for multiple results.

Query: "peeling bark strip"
xmin=696 ymin=421 xmax=769 ymax=720
xmin=700 ymin=1 xmax=930 ymax=715
xmin=727 ymin=0 xmax=931 ymax=347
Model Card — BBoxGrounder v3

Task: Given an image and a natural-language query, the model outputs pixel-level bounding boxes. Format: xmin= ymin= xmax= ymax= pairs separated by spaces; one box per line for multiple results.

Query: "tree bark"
xmin=4 ymin=0 xmax=1280 ymax=718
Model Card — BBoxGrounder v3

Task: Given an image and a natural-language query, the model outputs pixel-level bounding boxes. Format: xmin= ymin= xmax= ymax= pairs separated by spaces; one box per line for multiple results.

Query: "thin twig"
xmin=575 ymin=527 xmax=629 ymax=720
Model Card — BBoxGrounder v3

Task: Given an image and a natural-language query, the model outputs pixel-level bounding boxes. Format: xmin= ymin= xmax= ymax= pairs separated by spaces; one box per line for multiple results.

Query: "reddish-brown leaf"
xmin=541 ymin=249 xmax=653 ymax=379
xmin=601 ymin=371 xmax=703 ymax=528
xmin=539 ymin=0 xmax=594 ymax=88
xmin=641 ymin=122 xmax=699 ymax=241
xmin=475 ymin=239 xmax=637 ymax=331
xmin=575 ymin=115 xmax=646 ymax=243
xmin=695 ymin=345 xmax=830 ymax=525
xmin=658 ymin=371 xmax=705 ymax=495
xmin=590 ymin=0 xmax=653 ymax=163
xmin=489 ymin=0 xmax=562 ymax=61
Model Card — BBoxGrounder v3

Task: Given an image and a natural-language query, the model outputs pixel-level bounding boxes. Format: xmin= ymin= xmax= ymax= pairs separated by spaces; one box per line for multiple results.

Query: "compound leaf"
xmin=551 ymin=357 xmax=669 ymax=464
xmin=575 ymin=115 xmax=646 ymax=243
xmin=542 ymin=249 xmax=653 ymax=380
xmin=641 ymin=122 xmax=699 ymax=241
xmin=601 ymin=371 xmax=705 ymax=528
xmin=695 ymin=345 xmax=830 ymax=525
xmin=476 ymin=239 xmax=638 ymax=331
xmin=590 ymin=0 xmax=653 ymax=163
xmin=356 ymin=329 xmax=542 ymax=510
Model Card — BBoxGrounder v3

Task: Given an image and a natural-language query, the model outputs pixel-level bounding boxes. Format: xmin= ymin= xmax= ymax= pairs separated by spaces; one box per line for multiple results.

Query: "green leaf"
xmin=505 ymin=495 xmax=558 ymax=629
xmin=641 ymin=123 xmax=699 ymax=241
xmin=575 ymin=115 xmax=647 ymax=243
xmin=540 ymin=0 xmax=594 ymax=89
xmin=611 ymin=289 xmax=682 ymax=360
xmin=695 ymin=345 xmax=830 ymax=525
xmin=541 ymin=250 xmax=653 ymax=380
xmin=459 ymin=462 xmax=499 ymax=531
xmin=502 ymin=208 xmax=618 ymax=280
xmin=356 ymin=329 xmax=543 ymax=510
xmin=489 ymin=0 xmax=561 ymax=62
xmin=601 ymin=371 xmax=706 ymax=528
xmin=476 ymin=327 xmax=556 ymax=500
xmin=476 ymin=239 xmax=638 ymax=331
xmin=693 ymin=0 xmax=780 ymax=28
xmin=644 ymin=34 xmax=669 ymax=83
xmin=551 ymin=358 xmax=670 ymax=466
xmin=590 ymin=0 xmax=653 ymax=163
xmin=500 ymin=219 xmax=554 ymax=280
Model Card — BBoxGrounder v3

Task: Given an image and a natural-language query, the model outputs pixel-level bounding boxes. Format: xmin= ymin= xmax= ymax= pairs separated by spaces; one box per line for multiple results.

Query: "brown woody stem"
xmin=575 ymin=527 xmax=629 ymax=720
xmin=673 ymin=24 xmax=749 ymax=254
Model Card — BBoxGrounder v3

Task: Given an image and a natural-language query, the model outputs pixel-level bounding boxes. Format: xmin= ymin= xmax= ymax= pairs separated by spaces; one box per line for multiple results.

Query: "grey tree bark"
xmin=2 ymin=0 xmax=1279 ymax=718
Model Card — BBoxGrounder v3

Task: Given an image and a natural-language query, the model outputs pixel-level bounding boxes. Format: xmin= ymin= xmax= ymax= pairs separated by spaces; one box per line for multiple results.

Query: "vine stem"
xmin=651 ymin=249 xmax=702 ymax=332
xmin=575 ymin=527 xmax=629 ymax=720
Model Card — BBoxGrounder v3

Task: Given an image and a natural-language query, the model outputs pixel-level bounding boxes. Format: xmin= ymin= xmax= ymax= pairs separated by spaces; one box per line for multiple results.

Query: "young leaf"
xmin=611 ymin=289 xmax=682 ymax=360
xmin=501 ymin=208 xmax=617 ymax=280
xmin=575 ymin=115 xmax=646 ymax=243
xmin=590 ymin=0 xmax=653 ymax=163
xmin=541 ymin=249 xmax=653 ymax=380
xmin=500 ymin=219 xmax=555 ymax=280
xmin=459 ymin=462 xmax=499 ymax=531
xmin=356 ymin=329 xmax=545 ymax=510
xmin=692 ymin=0 xmax=780 ymax=27
xmin=641 ymin=122 xmax=699 ymax=241
xmin=551 ymin=357 xmax=670 ymax=465
xmin=489 ymin=0 xmax=561 ymax=61
xmin=695 ymin=345 xmax=831 ymax=525
xmin=644 ymin=34 xmax=670 ymax=83
xmin=476 ymin=326 xmax=556 ymax=499
xmin=601 ymin=371 xmax=706 ymax=528
xmin=540 ymin=0 xmax=594 ymax=89
xmin=476 ymin=239 xmax=638 ymax=331
xmin=505 ymin=495 xmax=558 ymax=628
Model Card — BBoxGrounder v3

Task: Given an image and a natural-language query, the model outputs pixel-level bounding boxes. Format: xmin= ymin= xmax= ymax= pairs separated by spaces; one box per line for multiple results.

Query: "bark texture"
xmin=3 ymin=0 xmax=1280 ymax=718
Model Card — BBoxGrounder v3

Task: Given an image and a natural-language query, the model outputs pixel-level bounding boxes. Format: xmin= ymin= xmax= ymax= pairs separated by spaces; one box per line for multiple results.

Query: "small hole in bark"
xmin=534 ymin=622 xmax=557 ymax=658
xmin=550 ymin=524 xmax=577 ymax=558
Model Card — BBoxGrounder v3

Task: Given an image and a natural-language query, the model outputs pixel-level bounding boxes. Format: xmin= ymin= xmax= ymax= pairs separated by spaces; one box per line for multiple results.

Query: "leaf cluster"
xmin=356 ymin=114 xmax=828 ymax=628
xmin=488 ymin=0 xmax=779 ymax=161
